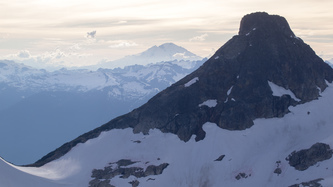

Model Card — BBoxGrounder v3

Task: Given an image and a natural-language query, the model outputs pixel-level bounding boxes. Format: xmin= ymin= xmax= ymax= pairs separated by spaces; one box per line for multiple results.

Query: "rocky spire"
xmin=29 ymin=12 xmax=333 ymax=167
xmin=239 ymin=12 xmax=295 ymax=37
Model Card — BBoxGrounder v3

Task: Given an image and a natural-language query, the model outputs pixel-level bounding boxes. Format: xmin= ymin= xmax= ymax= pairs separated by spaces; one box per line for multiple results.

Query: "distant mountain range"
xmin=0 ymin=43 xmax=205 ymax=165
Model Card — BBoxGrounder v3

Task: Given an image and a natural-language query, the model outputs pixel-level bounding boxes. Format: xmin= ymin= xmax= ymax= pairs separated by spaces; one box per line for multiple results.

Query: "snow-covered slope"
xmin=0 ymin=59 xmax=205 ymax=165
xmin=1 ymin=82 xmax=333 ymax=187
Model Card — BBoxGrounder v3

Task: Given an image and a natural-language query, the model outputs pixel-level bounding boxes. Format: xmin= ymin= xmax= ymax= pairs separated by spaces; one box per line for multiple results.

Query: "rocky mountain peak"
xmin=30 ymin=12 xmax=333 ymax=167
xmin=213 ymin=12 xmax=333 ymax=102
xmin=239 ymin=12 xmax=295 ymax=37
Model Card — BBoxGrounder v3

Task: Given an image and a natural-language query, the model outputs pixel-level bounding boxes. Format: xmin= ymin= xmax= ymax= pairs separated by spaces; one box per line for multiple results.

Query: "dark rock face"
xmin=129 ymin=180 xmax=140 ymax=187
xmin=239 ymin=12 xmax=294 ymax=38
xmin=113 ymin=159 xmax=138 ymax=167
xmin=214 ymin=155 xmax=225 ymax=161
xmin=273 ymin=168 xmax=282 ymax=175
xmin=274 ymin=160 xmax=282 ymax=175
xmin=286 ymin=143 xmax=333 ymax=171
xmin=289 ymin=178 xmax=324 ymax=187
xmin=235 ymin=172 xmax=250 ymax=180
xmin=89 ymin=159 xmax=169 ymax=187
xmin=89 ymin=179 xmax=114 ymax=187
xmin=30 ymin=12 xmax=333 ymax=167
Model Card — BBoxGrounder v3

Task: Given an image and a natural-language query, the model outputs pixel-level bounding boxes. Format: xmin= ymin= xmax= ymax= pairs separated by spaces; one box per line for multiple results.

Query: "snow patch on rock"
xmin=227 ymin=86 xmax=233 ymax=96
xmin=268 ymin=81 xmax=301 ymax=101
xmin=184 ymin=77 xmax=199 ymax=87
xmin=199 ymin=100 xmax=217 ymax=108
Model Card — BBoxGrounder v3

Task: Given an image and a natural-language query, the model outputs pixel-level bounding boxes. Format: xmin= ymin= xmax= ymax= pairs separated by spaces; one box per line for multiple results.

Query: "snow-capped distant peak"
xmin=97 ymin=43 xmax=203 ymax=69
xmin=138 ymin=43 xmax=201 ymax=60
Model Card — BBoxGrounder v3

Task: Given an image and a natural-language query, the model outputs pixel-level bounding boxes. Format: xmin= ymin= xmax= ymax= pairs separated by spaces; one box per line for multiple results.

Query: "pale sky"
xmin=1 ymin=0 xmax=333 ymax=70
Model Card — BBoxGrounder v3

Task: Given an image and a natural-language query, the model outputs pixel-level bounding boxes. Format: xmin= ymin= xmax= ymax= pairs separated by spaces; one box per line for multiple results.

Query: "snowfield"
xmin=1 ymin=82 xmax=333 ymax=186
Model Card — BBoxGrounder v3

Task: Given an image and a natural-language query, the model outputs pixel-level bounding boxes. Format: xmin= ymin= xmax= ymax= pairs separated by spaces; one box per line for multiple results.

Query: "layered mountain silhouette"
xmin=30 ymin=12 xmax=333 ymax=167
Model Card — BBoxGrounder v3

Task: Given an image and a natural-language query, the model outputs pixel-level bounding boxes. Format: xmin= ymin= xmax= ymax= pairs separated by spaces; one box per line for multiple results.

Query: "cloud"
xmin=108 ymin=41 xmax=138 ymax=48
xmin=173 ymin=52 xmax=191 ymax=59
xmin=17 ymin=50 xmax=31 ymax=58
xmin=117 ymin=20 xmax=127 ymax=24
xmin=47 ymin=49 xmax=66 ymax=59
xmin=69 ymin=44 xmax=81 ymax=51
xmin=3 ymin=49 xmax=80 ymax=69
xmin=86 ymin=30 xmax=96 ymax=38
xmin=189 ymin=33 xmax=208 ymax=42
xmin=0 ymin=33 xmax=10 ymax=39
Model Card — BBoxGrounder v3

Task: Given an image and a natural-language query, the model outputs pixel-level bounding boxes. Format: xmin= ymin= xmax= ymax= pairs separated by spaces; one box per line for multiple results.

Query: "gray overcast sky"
xmin=1 ymin=0 xmax=333 ymax=69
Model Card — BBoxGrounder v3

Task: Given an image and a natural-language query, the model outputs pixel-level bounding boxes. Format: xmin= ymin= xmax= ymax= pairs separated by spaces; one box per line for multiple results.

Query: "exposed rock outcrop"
xmin=274 ymin=160 xmax=282 ymax=175
xmin=214 ymin=154 xmax=225 ymax=161
xmin=289 ymin=178 xmax=324 ymax=187
xmin=89 ymin=179 xmax=115 ymax=187
xmin=235 ymin=172 xmax=251 ymax=180
xmin=286 ymin=143 xmax=333 ymax=171
xmin=89 ymin=159 xmax=169 ymax=187
xmin=129 ymin=180 xmax=139 ymax=187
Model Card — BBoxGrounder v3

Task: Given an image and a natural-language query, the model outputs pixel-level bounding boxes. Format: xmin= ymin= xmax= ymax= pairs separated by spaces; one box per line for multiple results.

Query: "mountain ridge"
xmin=29 ymin=12 xmax=333 ymax=168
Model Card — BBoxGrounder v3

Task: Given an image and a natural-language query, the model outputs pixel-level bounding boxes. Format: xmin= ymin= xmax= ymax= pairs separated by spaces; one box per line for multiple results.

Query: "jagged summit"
xmin=239 ymin=12 xmax=295 ymax=37
xmin=213 ymin=12 xmax=332 ymax=102
xmin=30 ymin=12 xmax=333 ymax=167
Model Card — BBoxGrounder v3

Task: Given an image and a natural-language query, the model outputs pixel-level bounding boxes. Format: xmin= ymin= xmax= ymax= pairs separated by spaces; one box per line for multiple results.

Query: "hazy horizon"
xmin=1 ymin=0 xmax=332 ymax=70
